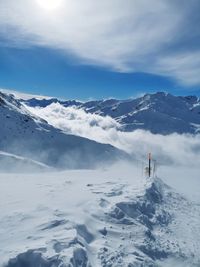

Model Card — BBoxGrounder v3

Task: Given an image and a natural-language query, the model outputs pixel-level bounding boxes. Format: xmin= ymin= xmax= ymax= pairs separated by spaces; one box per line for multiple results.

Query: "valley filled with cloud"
xmin=27 ymin=102 xmax=200 ymax=168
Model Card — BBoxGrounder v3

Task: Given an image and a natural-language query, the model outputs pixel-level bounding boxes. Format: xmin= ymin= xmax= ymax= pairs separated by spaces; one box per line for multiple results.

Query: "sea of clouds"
xmin=26 ymin=102 xmax=200 ymax=168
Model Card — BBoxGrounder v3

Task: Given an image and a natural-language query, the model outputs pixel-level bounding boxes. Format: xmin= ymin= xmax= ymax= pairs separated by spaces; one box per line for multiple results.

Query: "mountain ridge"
xmin=22 ymin=91 xmax=200 ymax=134
xmin=0 ymin=91 xmax=126 ymax=170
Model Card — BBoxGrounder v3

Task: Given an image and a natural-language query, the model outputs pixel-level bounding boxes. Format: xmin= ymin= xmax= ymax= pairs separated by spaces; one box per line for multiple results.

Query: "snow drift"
xmin=1 ymin=166 xmax=200 ymax=267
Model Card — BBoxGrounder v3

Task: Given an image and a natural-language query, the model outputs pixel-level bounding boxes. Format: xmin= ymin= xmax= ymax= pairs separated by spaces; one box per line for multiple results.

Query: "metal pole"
xmin=148 ymin=153 xmax=151 ymax=177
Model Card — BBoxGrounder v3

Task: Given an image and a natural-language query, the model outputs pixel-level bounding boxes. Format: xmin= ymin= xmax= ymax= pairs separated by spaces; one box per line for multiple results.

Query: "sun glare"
xmin=36 ymin=0 xmax=63 ymax=11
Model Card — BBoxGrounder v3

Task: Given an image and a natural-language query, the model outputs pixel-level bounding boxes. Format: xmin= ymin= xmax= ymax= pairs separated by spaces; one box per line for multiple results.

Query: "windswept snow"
xmin=0 ymin=151 xmax=52 ymax=172
xmin=0 ymin=165 xmax=200 ymax=267
xmin=0 ymin=91 xmax=126 ymax=170
xmin=0 ymin=88 xmax=53 ymax=101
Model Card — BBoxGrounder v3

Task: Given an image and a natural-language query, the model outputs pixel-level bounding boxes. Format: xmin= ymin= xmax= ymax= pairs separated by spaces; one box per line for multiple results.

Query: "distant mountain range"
xmin=23 ymin=92 xmax=200 ymax=134
xmin=0 ymin=91 xmax=126 ymax=170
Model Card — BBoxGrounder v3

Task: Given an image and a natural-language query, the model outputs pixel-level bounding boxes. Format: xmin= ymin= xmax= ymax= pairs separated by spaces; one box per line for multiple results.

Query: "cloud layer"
xmin=26 ymin=103 xmax=200 ymax=167
xmin=0 ymin=0 xmax=200 ymax=86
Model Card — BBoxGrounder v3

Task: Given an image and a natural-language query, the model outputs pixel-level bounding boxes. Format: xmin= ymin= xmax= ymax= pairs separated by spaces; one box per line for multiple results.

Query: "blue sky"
xmin=0 ymin=0 xmax=200 ymax=99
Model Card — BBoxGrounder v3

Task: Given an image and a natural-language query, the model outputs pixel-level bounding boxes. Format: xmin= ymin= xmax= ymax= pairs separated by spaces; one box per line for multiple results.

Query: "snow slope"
xmin=0 ymin=91 xmax=126 ymax=169
xmin=0 ymin=166 xmax=199 ymax=267
xmin=0 ymin=151 xmax=52 ymax=172
xmin=23 ymin=92 xmax=200 ymax=134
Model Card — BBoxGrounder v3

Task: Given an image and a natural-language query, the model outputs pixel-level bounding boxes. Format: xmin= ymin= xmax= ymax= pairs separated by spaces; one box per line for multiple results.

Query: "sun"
xmin=36 ymin=0 xmax=63 ymax=11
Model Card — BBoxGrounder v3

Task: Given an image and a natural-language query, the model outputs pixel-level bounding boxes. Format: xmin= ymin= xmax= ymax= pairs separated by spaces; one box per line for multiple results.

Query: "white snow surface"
xmin=0 ymin=164 xmax=200 ymax=267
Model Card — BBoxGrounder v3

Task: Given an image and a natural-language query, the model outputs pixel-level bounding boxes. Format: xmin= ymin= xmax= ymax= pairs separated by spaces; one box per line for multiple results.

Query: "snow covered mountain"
xmin=23 ymin=92 xmax=200 ymax=134
xmin=0 ymin=91 xmax=126 ymax=170
xmin=1 ymin=89 xmax=200 ymax=267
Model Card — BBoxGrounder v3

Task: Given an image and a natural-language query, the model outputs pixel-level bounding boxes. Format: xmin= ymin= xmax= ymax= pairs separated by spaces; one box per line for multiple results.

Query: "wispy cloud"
xmin=0 ymin=0 xmax=200 ymax=86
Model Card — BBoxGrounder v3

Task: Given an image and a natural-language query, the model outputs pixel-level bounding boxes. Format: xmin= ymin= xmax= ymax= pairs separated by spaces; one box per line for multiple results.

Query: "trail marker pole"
xmin=148 ymin=153 xmax=151 ymax=177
